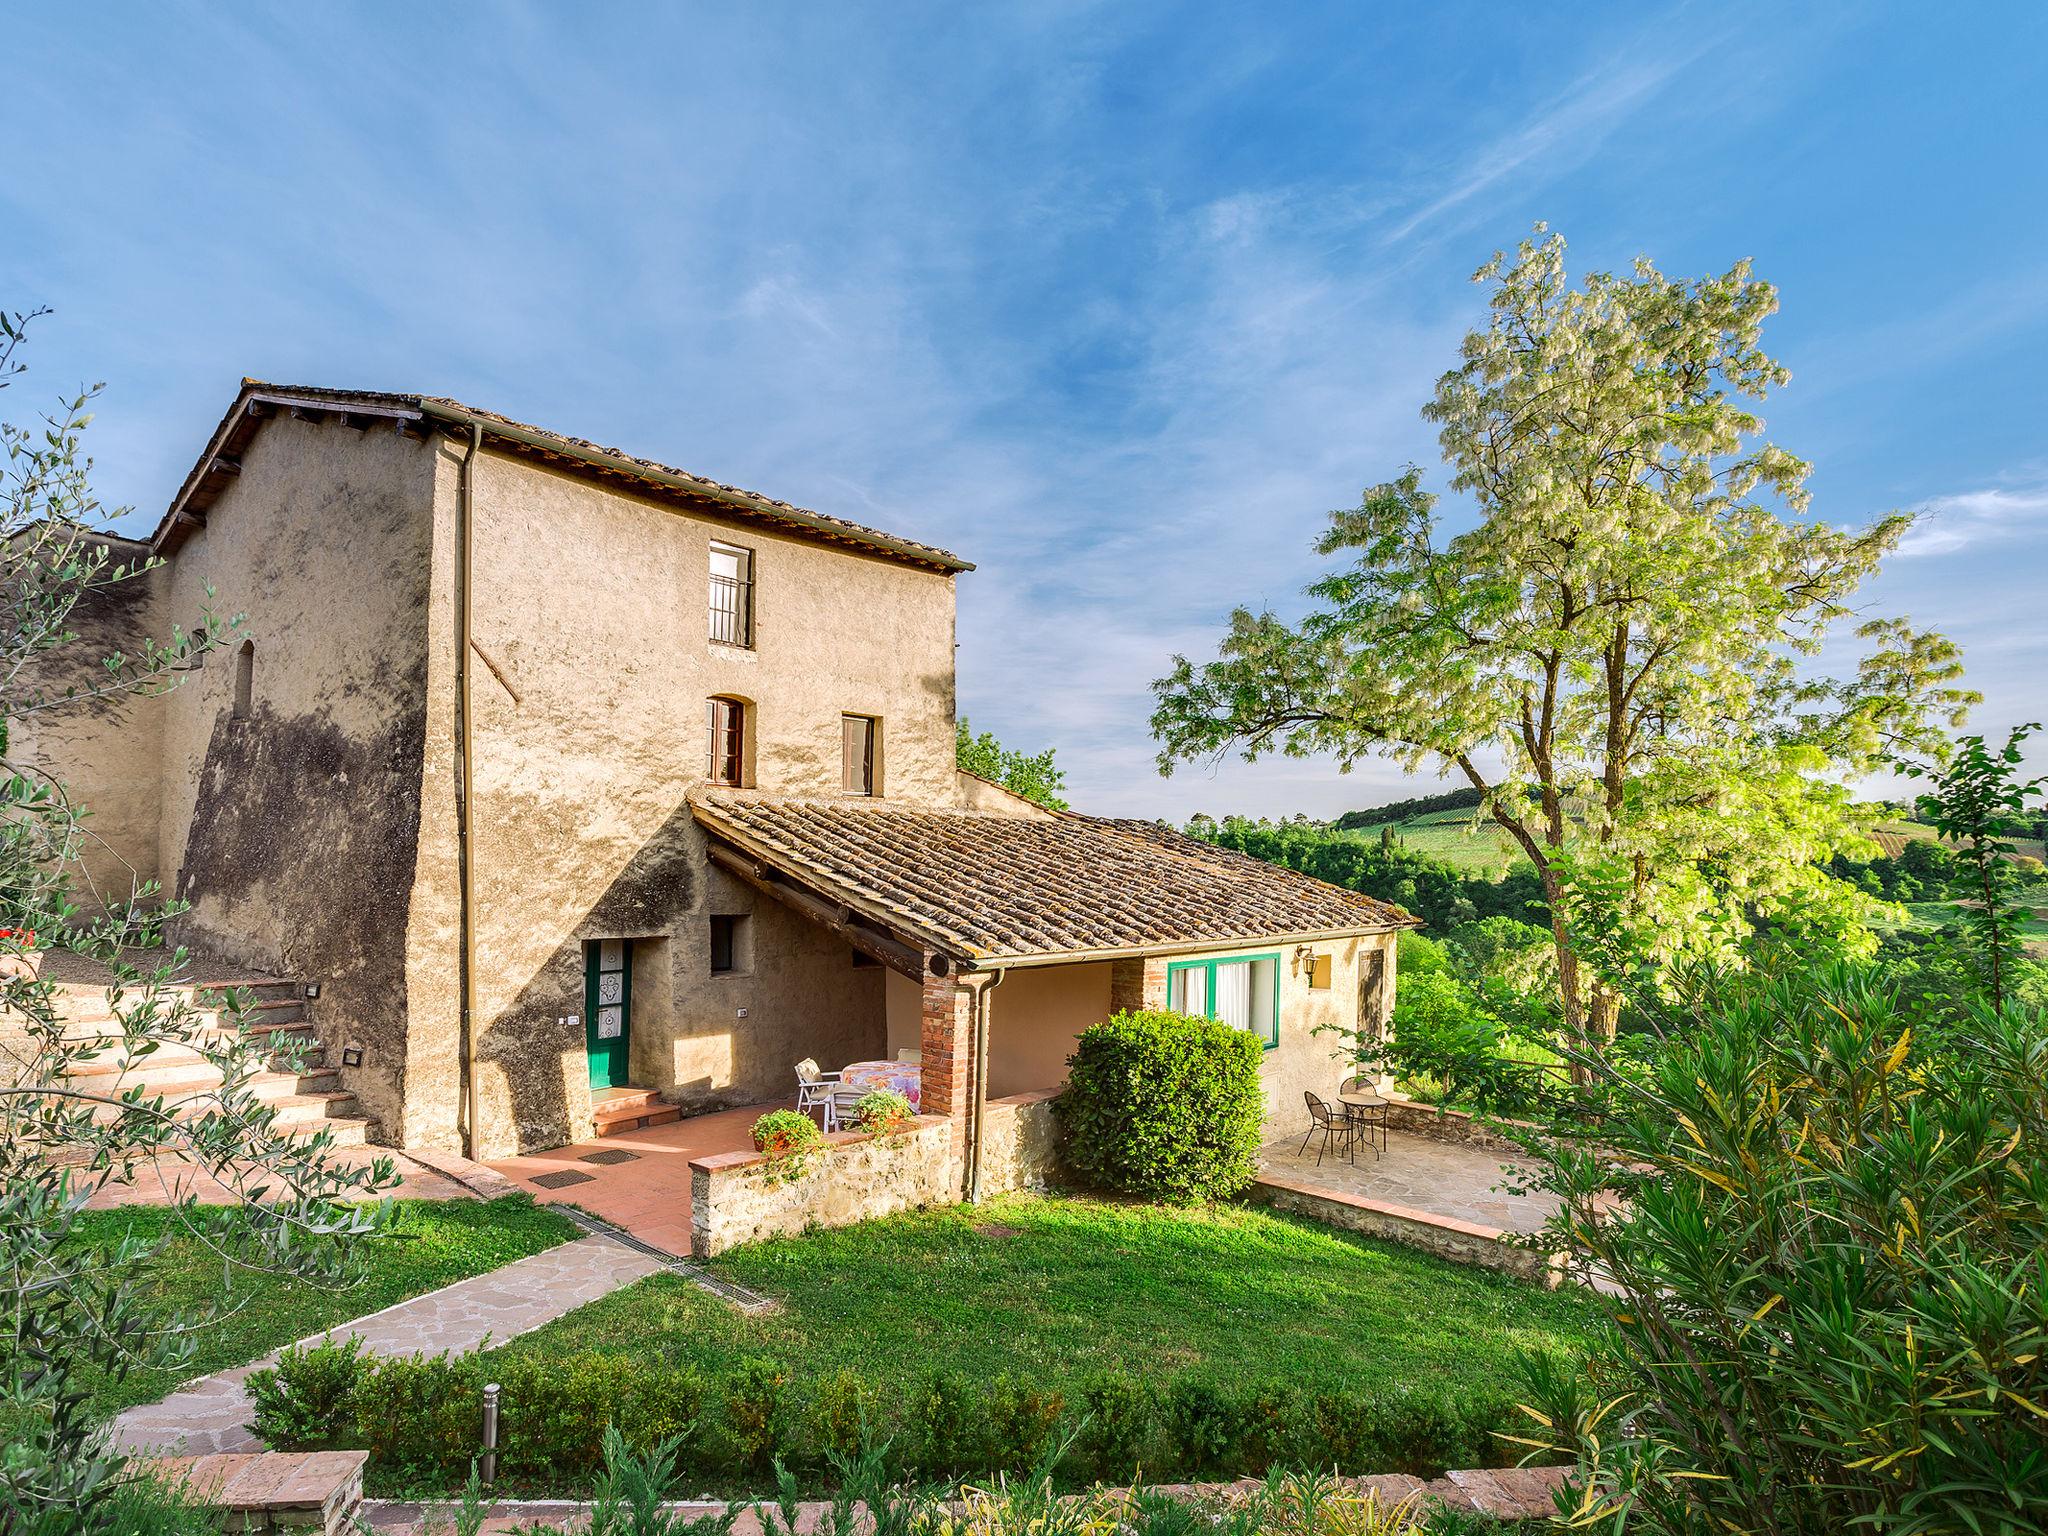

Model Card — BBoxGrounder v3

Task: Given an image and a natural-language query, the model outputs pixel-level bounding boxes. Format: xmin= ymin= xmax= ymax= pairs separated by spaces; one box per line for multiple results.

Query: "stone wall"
xmin=976 ymin=1087 xmax=1064 ymax=1195
xmin=1381 ymin=1096 xmax=1544 ymax=1156
xmin=1250 ymin=1171 xmax=1560 ymax=1287
xmin=688 ymin=1089 xmax=1065 ymax=1257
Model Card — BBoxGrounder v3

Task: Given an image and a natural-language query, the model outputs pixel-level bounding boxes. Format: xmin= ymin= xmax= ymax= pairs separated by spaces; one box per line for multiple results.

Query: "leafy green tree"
xmin=0 ymin=310 xmax=394 ymax=1532
xmin=955 ymin=716 xmax=1069 ymax=811
xmin=1152 ymin=230 xmax=1973 ymax=1054
xmin=1903 ymin=723 xmax=2045 ymax=1011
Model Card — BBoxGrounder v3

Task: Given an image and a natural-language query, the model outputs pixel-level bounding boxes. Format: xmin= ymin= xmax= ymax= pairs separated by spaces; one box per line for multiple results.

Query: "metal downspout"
xmin=966 ymin=967 xmax=1006 ymax=1204
xmin=455 ymin=424 xmax=483 ymax=1159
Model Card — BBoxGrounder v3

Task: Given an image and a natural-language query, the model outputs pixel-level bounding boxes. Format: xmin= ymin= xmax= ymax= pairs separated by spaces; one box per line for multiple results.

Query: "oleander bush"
xmin=1517 ymin=967 xmax=2048 ymax=1532
xmin=1057 ymin=1010 xmax=1265 ymax=1201
xmin=250 ymin=1340 xmax=1537 ymax=1496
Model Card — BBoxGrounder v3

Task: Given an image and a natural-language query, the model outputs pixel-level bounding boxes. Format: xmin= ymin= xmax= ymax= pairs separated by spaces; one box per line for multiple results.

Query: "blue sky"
xmin=6 ymin=3 xmax=2044 ymax=819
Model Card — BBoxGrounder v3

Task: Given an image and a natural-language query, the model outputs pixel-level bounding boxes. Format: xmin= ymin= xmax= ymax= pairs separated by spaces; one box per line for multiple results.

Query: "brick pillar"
xmin=918 ymin=972 xmax=974 ymax=1124
xmin=1109 ymin=955 xmax=1167 ymax=1014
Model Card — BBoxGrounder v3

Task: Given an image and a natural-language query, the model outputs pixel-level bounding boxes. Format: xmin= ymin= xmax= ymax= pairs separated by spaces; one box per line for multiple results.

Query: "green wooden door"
xmin=585 ymin=938 xmax=633 ymax=1089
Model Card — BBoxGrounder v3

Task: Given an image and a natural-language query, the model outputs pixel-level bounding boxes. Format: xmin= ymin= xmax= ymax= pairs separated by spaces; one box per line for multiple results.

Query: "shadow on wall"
xmin=472 ymin=798 xmax=886 ymax=1156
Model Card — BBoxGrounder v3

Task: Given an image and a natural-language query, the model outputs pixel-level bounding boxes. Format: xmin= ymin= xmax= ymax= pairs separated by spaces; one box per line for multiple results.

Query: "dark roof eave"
xmin=148 ymin=383 xmax=974 ymax=575
xmin=970 ymin=921 xmax=1416 ymax=972
xmin=414 ymin=400 xmax=974 ymax=574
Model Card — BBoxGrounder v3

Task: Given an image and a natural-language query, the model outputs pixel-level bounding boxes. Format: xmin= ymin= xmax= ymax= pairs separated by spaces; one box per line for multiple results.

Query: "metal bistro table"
xmin=1336 ymin=1086 xmax=1387 ymax=1161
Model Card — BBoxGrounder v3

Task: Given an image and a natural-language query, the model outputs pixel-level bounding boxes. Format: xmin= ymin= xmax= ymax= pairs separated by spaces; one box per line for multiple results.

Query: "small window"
xmin=706 ymin=697 xmax=745 ymax=785
xmin=232 ymin=640 xmax=255 ymax=721
xmin=710 ymin=914 xmax=748 ymax=975
xmin=1167 ymin=953 xmax=1280 ymax=1049
xmin=841 ymin=714 xmax=878 ymax=796
xmin=709 ymin=543 xmax=753 ymax=646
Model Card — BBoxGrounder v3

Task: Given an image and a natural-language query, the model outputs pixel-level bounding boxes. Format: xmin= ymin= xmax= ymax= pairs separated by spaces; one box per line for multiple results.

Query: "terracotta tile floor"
xmin=487 ymin=1101 xmax=782 ymax=1257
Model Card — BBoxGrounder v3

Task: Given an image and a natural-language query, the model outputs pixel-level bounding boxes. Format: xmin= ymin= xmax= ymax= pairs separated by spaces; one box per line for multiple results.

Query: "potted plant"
xmin=750 ymin=1108 xmax=825 ymax=1186
xmin=852 ymin=1087 xmax=914 ymax=1137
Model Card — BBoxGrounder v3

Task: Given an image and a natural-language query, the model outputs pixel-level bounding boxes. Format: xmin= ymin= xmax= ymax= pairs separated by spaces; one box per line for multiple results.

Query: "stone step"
xmin=87 ymin=1088 xmax=360 ymax=1132
xmin=66 ymin=1041 xmax=328 ymax=1077
xmin=65 ymin=1064 xmax=344 ymax=1102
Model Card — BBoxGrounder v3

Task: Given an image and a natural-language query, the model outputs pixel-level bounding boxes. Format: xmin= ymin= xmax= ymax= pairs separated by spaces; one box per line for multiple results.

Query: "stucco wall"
xmin=8 ymin=535 xmax=169 ymax=908
xmin=448 ymin=448 xmax=957 ymax=1155
xmin=153 ymin=417 xmax=440 ymax=1143
xmin=993 ymin=937 xmax=1398 ymax=1127
xmin=985 ymin=961 xmax=1111 ymax=1097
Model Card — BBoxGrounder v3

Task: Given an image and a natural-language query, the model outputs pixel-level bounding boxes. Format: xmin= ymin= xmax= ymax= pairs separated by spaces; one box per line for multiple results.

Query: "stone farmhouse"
xmin=32 ymin=383 xmax=1410 ymax=1173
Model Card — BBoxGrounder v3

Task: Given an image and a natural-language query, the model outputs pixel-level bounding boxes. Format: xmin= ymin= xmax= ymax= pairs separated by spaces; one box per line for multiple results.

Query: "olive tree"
xmin=1152 ymin=230 xmax=1973 ymax=1053
xmin=0 ymin=309 xmax=394 ymax=1533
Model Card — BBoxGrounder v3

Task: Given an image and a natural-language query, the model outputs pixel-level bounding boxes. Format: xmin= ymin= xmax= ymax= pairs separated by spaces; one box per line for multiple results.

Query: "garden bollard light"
xmin=481 ymin=1381 xmax=500 ymax=1485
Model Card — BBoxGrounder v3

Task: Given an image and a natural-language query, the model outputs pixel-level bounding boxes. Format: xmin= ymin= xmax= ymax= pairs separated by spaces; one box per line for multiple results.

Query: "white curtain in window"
xmin=1170 ymin=965 xmax=1207 ymax=1017
xmin=1214 ymin=961 xmax=1253 ymax=1032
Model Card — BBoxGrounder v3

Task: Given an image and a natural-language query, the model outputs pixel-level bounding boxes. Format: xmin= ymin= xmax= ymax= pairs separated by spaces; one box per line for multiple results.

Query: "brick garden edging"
xmin=359 ymin=1464 xmax=1568 ymax=1533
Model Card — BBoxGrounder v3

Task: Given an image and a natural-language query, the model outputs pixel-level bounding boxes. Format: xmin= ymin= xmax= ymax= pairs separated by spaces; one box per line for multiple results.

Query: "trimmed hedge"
xmin=248 ymin=1340 xmax=1532 ymax=1494
xmin=1057 ymin=1009 xmax=1265 ymax=1201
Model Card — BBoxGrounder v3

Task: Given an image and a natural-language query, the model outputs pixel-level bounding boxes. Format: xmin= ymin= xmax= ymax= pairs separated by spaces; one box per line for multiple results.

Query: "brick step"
xmin=592 ymin=1106 xmax=682 ymax=1137
xmin=591 ymin=1087 xmax=679 ymax=1137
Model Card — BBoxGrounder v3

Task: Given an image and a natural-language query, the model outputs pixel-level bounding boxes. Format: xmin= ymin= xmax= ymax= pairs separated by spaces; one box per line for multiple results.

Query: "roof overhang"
xmin=699 ymin=814 xmax=1408 ymax=978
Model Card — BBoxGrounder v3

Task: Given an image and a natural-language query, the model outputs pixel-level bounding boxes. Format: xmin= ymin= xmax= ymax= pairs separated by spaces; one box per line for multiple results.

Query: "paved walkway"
xmin=1257 ymin=1126 xmax=1557 ymax=1235
xmin=488 ymin=1101 xmax=774 ymax=1257
xmin=109 ymin=1234 xmax=668 ymax=1456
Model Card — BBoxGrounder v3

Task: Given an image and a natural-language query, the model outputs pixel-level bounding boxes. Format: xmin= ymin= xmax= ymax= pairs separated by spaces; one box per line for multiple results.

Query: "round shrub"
xmin=1057 ymin=1009 xmax=1264 ymax=1202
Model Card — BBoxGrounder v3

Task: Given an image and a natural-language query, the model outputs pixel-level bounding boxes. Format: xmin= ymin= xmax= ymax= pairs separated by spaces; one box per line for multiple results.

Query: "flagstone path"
xmin=109 ymin=1233 xmax=669 ymax=1457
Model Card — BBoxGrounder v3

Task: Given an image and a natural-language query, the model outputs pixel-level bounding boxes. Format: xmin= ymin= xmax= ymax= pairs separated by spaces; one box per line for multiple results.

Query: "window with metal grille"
xmin=842 ymin=714 xmax=877 ymax=795
xmin=709 ymin=542 xmax=753 ymax=646
xmin=706 ymin=697 xmax=745 ymax=785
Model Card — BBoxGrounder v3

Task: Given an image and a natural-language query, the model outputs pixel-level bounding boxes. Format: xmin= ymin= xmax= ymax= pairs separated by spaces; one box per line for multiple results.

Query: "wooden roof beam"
xmin=705 ymin=841 xmax=936 ymax=980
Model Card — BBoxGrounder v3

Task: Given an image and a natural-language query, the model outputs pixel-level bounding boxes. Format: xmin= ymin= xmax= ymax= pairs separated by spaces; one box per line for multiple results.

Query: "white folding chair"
xmin=795 ymin=1058 xmax=842 ymax=1130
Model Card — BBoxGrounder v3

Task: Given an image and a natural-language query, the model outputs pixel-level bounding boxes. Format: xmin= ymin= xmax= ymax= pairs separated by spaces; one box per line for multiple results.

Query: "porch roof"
xmin=691 ymin=793 xmax=1414 ymax=969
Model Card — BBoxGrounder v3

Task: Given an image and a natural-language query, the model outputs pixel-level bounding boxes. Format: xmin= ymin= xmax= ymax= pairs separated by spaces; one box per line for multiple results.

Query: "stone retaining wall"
xmin=1380 ymin=1096 xmax=1544 ymax=1155
xmin=153 ymin=1451 xmax=366 ymax=1534
xmin=689 ymin=1090 xmax=1065 ymax=1257
xmin=1250 ymin=1172 xmax=1561 ymax=1287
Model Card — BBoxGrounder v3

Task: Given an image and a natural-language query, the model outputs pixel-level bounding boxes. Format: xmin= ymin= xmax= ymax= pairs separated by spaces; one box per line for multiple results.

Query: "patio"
xmin=488 ymin=1101 xmax=776 ymax=1257
xmin=1256 ymin=1125 xmax=1558 ymax=1235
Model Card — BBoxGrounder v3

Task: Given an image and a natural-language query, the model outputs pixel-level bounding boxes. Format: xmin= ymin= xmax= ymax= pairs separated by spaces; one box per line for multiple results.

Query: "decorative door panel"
xmin=584 ymin=939 xmax=633 ymax=1089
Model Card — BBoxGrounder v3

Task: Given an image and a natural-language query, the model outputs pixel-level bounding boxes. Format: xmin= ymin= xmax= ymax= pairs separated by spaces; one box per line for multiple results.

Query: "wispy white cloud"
xmin=1381 ymin=46 xmax=1704 ymax=247
xmin=1896 ymin=481 xmax=2048 ymax=558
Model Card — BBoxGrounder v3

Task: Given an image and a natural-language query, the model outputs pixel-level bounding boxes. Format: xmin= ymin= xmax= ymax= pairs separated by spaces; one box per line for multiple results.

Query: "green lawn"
xmin=490 ymin=1194 xmax=1599 ymax=1397
xmin=73 ymin=1195 xmax=577 ymax=1417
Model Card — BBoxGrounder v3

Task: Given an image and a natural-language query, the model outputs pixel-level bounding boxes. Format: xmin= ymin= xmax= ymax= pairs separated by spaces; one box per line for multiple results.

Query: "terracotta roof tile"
xmin=693 ymin=794 xmax=1413 ymax=964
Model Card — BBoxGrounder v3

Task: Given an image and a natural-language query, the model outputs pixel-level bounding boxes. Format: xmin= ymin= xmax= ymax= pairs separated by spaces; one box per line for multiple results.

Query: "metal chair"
xmin=1338 ymin=1075 xmax=1388 ymax=1159
xmin=795 ymin=1058 xmax=842 ymax=1130
xmin=1298 ymin=1091 xmax=1355 ymax=1166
